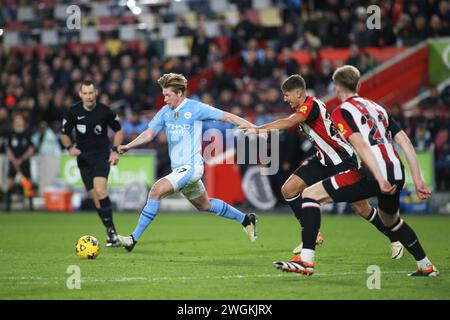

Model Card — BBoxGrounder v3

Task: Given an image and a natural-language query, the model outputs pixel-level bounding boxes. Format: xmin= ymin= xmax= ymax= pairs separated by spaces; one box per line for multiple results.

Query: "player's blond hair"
xmin=332 ymin=65 xmax=360 ymax=93
xmin=157 ymin=73 xmax=188 ymax=93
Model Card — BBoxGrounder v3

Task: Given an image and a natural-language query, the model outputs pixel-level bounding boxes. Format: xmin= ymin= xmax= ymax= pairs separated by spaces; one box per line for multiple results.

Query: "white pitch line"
xmin=2 ymin=269 xmax=445 ymax=284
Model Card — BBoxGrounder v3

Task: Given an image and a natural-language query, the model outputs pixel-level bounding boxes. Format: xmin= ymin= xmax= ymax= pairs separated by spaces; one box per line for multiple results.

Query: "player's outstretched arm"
xmin=255 ymin=113 xmax=305 ymax=132
xmin=348 ymin=133 xmax=397 ymax=195
xmin=118 ymin=128 xmax=156 ymax=154
xmin=221 ymin=111 xmax=255 ymax=129
xmin=394 ymin=130 xmax=431 ymax=200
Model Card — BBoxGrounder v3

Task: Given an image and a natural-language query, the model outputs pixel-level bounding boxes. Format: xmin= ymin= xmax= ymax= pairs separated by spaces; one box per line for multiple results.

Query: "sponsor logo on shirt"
xmin=299 ymin=105 xmax=308 ymax=114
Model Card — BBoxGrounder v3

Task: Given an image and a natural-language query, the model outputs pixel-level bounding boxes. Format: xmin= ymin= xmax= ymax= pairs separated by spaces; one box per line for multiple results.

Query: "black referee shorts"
xmin=77 ymin=150 xmax=111 ymax=191
xmin=322 ymin=167 xmax=405 ymax=215
xmin=294 ymin=155 xmax=357 ymax=187
xmin=8 ymin=160 xmax=31 ymax=179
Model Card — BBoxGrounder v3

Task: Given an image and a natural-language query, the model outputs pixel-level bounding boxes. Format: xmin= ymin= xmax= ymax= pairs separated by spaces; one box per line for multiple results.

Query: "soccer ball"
xmin=75 ymin=235 xmax=100 ymax=260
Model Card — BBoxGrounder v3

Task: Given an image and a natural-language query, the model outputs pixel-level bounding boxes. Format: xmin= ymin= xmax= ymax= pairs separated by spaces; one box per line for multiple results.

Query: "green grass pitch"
xmin=0 ymin=211 xmax=449 ymax=300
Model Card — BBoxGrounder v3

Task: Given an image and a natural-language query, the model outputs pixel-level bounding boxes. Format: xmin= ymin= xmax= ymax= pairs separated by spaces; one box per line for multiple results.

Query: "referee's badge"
xmin=76 ymin=124 xmax=86 ymax=134
xmin=174 ymin=111 xmax=179 ymax=120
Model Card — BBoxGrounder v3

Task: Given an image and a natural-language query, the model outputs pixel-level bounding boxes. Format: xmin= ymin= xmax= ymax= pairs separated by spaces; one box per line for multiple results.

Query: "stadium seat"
xmin=92 ymin=3 xmax=111 ymax=17
xmin=159 ymin=22 xmax=177 ymax=39
xmin=244 ymin=9 xmax=261 ymax=26
xmin=169 ymin=1 xmax=190 ymax=14
xmin=435 ymin=129 xmax=449 ymax=151
xmin=80 ymin=26 xmax=100 ymax=43
xmin=119 ymin=25 xmax=138 ymax=41
xmin=41 ymin=29 xmax=59 ymax=45
xmin=224 ymin=9 xmax=239 ymax=26
xmin=53 ymin=4 xmax=69 ymax=20
xmin=252 ymin=0 xmax=271 ymax=10
xmin=182 ymin=12 xmax=198 ymax=29
xmin=138 ymin=13 xmax=156 ymax=30
xmin=165 ymin=37 xmax=190 ymax=57
xmin=3 ymin=31 xmax=21 ymax=46
xmin=6 ymin=21 xmax=27 ymax=31
xmin=211 ymin=0 xmax=230 ymax=12
xmin=260 ymin=7 xmax=283 ymax=27
xmin=202 ymin=21 xmax=220 ymax=37
xmin=17 ymin=6 xmax=36 ymax=22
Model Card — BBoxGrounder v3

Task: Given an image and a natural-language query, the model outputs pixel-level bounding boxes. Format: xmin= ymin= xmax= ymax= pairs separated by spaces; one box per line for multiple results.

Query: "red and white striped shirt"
xmin=296 ymin=96 xmax=355 ymax=166
xmin=331 ymin=96 xmax=404 ymax=181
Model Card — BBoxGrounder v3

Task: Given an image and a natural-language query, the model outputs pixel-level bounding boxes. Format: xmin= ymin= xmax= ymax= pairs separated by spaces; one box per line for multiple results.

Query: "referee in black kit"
xmin=61 ymin=80 xmax=123 ymax=247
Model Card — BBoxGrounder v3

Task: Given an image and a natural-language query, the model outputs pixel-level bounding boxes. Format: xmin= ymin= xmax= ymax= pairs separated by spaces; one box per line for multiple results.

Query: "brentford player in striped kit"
xmin=243 ymin=74 xmax=403 ymax=260
xmin=273 ymin=66 xmax=438 ymax=277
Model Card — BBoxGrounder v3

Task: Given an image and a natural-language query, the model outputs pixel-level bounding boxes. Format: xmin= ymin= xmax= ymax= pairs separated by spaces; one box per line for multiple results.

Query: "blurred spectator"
xmin=278 ymin=47 xmax=299 ymax=76
xmin=394 ymin=13 xmax=415 ymax=46
xmin=31 ymin=121 xmax=61 ymax=156
xmin=0 ymin=108 xmax=11 ymax=154
xmin=327 ymin=22 xmax=350 ymax=48
xmin=191 ymin=27 xmax=211 ymax=68
xmin=412 ymin=123 xmax=433 ymax=151
xmin=277 ymin=21 xmax=299 ymax=51
xmin=428 ymin=14 xmax=449 ymax=37
xmin=419 ymin=85 xmax=444 ymax=107
xmin=374 ymin=18 xmax=397 ymax=47
xmin=122 ymin=111 xmax=148 ymax=143
xmin=441 ymin=84 xmax=450 ymax=107
xmin=409 ymin=15 xmax=429 ymax=44
xmin=390 ymin=104 xmax=408 ymax=130
xmin=211 ymin=61 xmax=237 ymax=95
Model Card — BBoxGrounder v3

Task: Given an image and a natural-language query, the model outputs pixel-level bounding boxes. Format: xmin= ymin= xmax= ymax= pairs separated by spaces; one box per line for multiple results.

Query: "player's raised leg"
xmin=377 ymin=206 xmax=438 ymax=277
xmin=184 ymin=182 xmax=257 ymax=243
xmin=118 ymin=177 xmax=174 ymax=252
xmin=282 ymin=174 xmax=324 ymax=254
xmin=350 ymin=200 xmax=404 ymax=259
xmin=274 ymin=181 xmax=332 ymax=275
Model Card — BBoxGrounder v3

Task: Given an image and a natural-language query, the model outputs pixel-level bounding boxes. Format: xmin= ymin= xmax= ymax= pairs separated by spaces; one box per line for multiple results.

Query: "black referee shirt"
xmin=61 ymin=101 xmax=121 ymax=153
xmin=5 ymin=131 xmax=34 ymax=158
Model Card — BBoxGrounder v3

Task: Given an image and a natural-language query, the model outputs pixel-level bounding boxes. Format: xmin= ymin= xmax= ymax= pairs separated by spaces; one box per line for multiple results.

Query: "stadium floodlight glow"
xmin=131 ymin=6 xmax=142 ymax=15
xmin=126 ymin=0 xmax=142 ymax=15
xmin=137 ymin=23 xmax=147 ymax=30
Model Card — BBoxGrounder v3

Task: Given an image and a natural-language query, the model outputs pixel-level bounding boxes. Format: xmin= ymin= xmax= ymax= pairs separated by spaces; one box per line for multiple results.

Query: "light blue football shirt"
xmin=148 ymin=98 xmax=224 ymax=169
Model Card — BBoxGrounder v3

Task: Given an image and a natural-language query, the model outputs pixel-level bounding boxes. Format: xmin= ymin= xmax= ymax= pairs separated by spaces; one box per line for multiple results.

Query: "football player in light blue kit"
xmin=117 ymin=73 xmax=257 ymax=251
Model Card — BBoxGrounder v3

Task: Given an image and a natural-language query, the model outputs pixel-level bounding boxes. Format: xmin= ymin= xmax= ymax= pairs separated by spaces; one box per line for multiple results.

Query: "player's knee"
xmin=351 ymin=201 xmax=371 ymax=218
xmin=149 ymin=186 xmax=164 ymax=200
xmin=301 ymin=187 xmax=317 ymax=201
xmin=195 ymin=200 xmax=211 ymax=211
xmin=378 ymin=210 xmax=398 ymax=228
xmin=93 ymin=187 xmax=107 ymax=199
xmin=281 ymin=182 xmax=303 ymax=200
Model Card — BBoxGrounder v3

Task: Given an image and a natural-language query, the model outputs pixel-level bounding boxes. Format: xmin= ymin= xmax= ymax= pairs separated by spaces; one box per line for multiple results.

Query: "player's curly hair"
xmin=157 ymin=73 xmax=188 ymax=93
xmin=281 ymin=74 xmax=306 ymax=92
xmin=332 ymin=65 xmax=360 ymax=92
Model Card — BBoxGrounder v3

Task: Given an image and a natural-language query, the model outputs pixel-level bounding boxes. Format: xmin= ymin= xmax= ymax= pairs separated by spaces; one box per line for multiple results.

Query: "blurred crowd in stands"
xmin=0 ymin=0 xmax=449 ymax=193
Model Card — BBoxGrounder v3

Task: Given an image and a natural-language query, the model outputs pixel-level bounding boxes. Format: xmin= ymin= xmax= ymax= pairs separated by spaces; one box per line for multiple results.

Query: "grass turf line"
xmin=0 ymin=212 xmax=449 ymax=299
